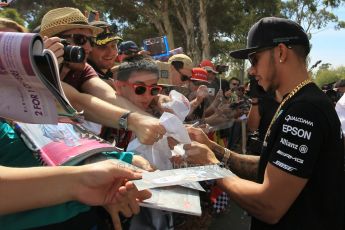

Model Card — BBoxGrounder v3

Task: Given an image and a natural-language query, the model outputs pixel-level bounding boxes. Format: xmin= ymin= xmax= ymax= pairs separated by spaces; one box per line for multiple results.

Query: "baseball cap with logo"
xmin=40 ymin=7 xmax=103 ymax=37
xmin=199 ymin=59 xmax=218 ymax=74
xmin=118 ymin=41 xmax=139 ymax=55
xmin=191 ymin=68 xmax=209 ymax=83
xmin=230 ymin=17 xmax=310 ymax=59
xmin=90 ymin=21 xmax=122 ymax=46
xmin=168 ymin=54 xmax=193 ymax=70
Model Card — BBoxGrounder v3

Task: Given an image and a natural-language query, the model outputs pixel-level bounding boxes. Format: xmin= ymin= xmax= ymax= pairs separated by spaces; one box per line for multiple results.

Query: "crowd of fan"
xmin=0 ymin=6 xmax=344 ymax=230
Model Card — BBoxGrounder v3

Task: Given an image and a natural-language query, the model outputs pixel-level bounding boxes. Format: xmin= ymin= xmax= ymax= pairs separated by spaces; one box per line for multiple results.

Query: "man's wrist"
xmin=210 ymin=141 xmax=224 ymax=157
xmin=222 ymin=148 xmax=232 ymax=165
xmin=118 ymin=111 xmax=132 ymax=130
xmin=69 ymin=166 xmax=86 ymax=202
xmin=126 ymin=112 xmax=138 ymax=131
xmin=210 ymin=143 xmax=233 ymax=166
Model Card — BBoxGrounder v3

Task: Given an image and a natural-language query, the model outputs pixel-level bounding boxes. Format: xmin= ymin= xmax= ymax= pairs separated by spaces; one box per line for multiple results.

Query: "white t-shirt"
xmin=335 ymin=94 xmax=345 ymax=134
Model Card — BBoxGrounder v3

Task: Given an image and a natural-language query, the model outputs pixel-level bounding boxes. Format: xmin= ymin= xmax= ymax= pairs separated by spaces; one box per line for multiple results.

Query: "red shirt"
xmin=63 ymin=63 xmax=98 ymax=91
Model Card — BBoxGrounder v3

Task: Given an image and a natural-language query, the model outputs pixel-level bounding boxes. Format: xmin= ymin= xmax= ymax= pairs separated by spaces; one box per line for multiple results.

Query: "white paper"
xmin=161 ymin=90 xmax=190 ymax=121
xmin=133 ymin=164 xmax=235 ymax=191
xmin=336 ymin=94 xmax=345 ymax=135
xmin=140 ymin=186 xmax=202 ymax=216
xmin=128 ymin=112 xmax=191 ymax=170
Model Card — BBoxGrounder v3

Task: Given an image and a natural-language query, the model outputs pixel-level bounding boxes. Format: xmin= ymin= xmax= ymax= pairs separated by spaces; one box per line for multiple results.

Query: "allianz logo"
xmin=280 ymin=138 xmax=298 ymax=150
xmin=280 ymin=138 xmax=309 ymax=154
xmin=282 ymin=124 xmax=312 ymax=140
xmin=285 ymin=115 xmax=313 ymax=127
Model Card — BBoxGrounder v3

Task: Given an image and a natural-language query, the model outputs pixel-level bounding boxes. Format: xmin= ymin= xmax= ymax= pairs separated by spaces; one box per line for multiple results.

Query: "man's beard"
xmin=265 ymin=53 xmax=277 ymax=94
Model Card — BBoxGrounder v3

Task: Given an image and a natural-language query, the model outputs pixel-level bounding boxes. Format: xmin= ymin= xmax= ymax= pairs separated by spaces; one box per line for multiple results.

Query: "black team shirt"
xmin=252 ymin=83 xmax=345 ymax=230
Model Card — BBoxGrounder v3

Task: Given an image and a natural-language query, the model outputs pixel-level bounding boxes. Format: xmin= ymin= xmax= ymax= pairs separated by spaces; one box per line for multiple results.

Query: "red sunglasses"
xmin=125 ymin=83 xmax=162 ymax=96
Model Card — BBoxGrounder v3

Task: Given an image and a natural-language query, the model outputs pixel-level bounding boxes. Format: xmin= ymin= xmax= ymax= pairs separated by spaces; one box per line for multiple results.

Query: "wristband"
xmin=222 ymin=148 xmax=231 ymax=165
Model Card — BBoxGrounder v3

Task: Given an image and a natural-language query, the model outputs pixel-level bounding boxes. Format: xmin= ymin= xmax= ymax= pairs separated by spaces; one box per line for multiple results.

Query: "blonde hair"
xmin=0 ymin=18 xmax=27 ymax=32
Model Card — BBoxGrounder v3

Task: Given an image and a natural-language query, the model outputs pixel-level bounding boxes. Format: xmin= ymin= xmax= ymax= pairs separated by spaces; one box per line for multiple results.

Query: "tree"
xmin=281 ymin=0 xmax=345 ymax=34
xmin=314 ymin=65 xmax=345 ymax=87
xmin=199 ymin=0 xmax=210 ymax=60
xmin=0 ymin=7 xmax=25 ymax=25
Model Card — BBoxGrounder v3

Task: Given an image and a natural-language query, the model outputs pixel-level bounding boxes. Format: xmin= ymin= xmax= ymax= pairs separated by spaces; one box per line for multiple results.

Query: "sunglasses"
xmin=171 ymin=61 xmax=190 ymax=81
xmin=248 ymin=45 xmax=293 ymax=66
xmin=248 ymin=47 xmax=274 ymax=67
xmin=126 ymin=83 xmax=162 ymax=96
xmin=60 ymin=34 xmax=96 ymax=46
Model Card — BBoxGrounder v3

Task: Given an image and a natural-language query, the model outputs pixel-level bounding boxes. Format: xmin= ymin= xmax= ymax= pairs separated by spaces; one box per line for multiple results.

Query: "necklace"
xmin=263 ymin=79 xmax=313 ymax=147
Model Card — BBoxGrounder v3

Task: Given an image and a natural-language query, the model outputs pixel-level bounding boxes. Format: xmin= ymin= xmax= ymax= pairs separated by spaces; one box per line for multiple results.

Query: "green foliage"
xmin=314 ymin=66 xmax=345 ymax=87
xmin=0 ymin=8 xmax=25 ymax=26
xmin=281 ymin=0 xmax=343 ymax=33
xmin=4 ymin=0 xmax=345 ymax=74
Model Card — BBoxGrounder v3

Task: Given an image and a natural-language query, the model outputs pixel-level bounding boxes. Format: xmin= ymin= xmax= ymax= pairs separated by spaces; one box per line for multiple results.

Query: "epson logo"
xmin=280 ymin=138 xmax=298 ymax=150
xmin=282 ymin=125 xmax=312 ymax=140
xmin=285 ymin=115 xmax=314 ymax=127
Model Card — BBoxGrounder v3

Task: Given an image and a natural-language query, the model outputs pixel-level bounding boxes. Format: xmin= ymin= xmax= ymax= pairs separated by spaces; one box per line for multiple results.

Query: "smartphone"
xmin=207 ymin=88 xmax=215 ymax=96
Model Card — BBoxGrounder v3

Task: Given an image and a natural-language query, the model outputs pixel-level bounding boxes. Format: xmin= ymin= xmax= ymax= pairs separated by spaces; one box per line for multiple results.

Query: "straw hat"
xmin=40 ymin=7 xmax=103 ymax=37
xmin=168 ymin=54 xmax=193 ymax=70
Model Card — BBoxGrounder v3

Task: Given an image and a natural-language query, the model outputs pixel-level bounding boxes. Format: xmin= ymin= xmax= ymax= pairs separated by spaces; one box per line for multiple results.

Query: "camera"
xmin=60 ymin=39 xmax=85 ymax=63
xmin=215 ymin=65 xmax=229 ymax=74
xmin=207 ymin=88 xmax=215 ymax=96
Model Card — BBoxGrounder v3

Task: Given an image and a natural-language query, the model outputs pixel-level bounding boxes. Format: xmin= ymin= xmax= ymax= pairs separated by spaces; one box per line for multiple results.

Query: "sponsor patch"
xmin=285 ymin=115 xmax=314 ymax=127
xmin=280 ymin=138 xmax=298 ymax=150
xmin=277 ymin=150 xmax=304 ymax=164
xmin=299 ymin=145 xmax=308 ymax=154
xmin=272 ymin=160 xmax=297 ymax=172
xmin=282 ymin=124 xmax=312 ymax=140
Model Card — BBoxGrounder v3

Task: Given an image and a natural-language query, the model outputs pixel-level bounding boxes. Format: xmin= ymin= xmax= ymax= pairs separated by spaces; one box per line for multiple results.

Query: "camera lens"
xmin=63 ymin=45 xmax=85 ymax=63
xmin=60 ymin=39 xmax=85 ymax=63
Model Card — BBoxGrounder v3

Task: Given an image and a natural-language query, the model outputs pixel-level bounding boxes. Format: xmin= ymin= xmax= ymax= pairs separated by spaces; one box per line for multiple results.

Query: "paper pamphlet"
xmin=127 ymin=112 xmax=191 ymax=170
xmin=133 ymin=164 xmax=235 ymax=191
xmin=161 ymin=90 xmax=191 ymax=121
xmin=141 ymin=186 xmax=202 ymax=216
xmin=15 ymin=122 xmax=119 ymax=166
xmin=83 ymin=156 xmax=204 ymax=191
xmin=0 ymin=32 xmax=79 ymax=123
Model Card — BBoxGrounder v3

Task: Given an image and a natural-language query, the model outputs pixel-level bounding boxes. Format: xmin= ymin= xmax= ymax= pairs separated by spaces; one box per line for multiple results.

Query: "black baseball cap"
xmin=90 ymin=21 xmax=122 ymax=46
xmin=118 ymin=41 xmax=140 ymax=55
xmin=230 ymin=17 xmax=310 ymax=59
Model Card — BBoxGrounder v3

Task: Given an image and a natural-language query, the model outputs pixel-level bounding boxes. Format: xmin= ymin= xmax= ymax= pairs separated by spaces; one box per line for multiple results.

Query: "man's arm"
xmin=209 ymin=141 xmax=259 ymax=181
xmin=246 ymin=98 xmax=261 ymax=132
xmin=187 ymin=126 xmax=259 ymax=181
xmin=217 ymin=163 xmax=307 ymax=224
xmin=63 ymin=82 xmax=165 ymax=144
xmin=184 ymin=141 xmax=307 ymax=225
xmin=81 ymin=77 xmax=150 ymax=115
xmin=0 ymin=160 xmax=148 ymax=215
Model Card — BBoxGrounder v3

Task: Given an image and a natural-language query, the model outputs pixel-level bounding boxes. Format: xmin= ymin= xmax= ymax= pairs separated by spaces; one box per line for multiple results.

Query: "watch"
xmin=118 ymin=111 xmax=132 ymax=130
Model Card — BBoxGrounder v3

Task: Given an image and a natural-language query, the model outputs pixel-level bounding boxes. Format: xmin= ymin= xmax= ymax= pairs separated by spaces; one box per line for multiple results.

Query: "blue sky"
xmin=309 ymin=6 xmax=345 ymax=69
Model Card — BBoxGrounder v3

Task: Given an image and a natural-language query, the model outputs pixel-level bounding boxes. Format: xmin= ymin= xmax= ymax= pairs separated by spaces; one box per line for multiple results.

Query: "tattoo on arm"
xmin=211 ymin=142 xmax=259 ymax=181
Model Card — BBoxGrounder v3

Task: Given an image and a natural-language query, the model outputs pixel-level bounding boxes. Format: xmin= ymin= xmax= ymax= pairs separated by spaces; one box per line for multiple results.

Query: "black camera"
xmin=215 ymin=64 xmax=229 ymax=74
xmin=60 ymin=39 xmax=85 ymax=63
